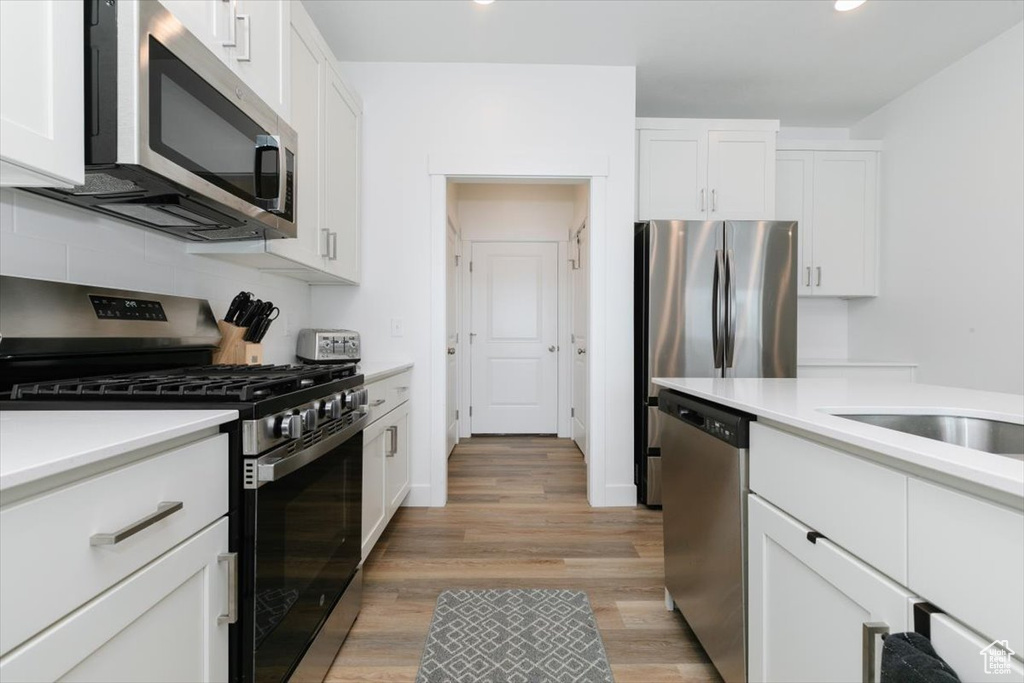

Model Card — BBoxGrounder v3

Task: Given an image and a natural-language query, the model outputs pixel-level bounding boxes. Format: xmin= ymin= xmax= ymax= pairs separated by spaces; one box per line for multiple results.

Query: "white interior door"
xmin=571 ymin=225 xmax=589 ymax=457
xmin=445 ymin=218 xmax=460 ymax=455
xmin=470 ymin=242 xmax=559 ymax=434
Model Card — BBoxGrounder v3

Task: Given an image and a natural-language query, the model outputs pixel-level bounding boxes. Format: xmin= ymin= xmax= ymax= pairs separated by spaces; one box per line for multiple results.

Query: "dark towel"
xmin=881 ymin=632 xmax=961 ymax=683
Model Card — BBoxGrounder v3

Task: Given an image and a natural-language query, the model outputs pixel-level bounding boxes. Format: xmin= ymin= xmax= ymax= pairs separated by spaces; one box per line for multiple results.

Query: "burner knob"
xmin=300 ymin=408 xmax=318 ymax=431
xmin=327 ymin=395 xmax=344 ymax=420
xmin=276 ymin=413 xmax=303 ymax=439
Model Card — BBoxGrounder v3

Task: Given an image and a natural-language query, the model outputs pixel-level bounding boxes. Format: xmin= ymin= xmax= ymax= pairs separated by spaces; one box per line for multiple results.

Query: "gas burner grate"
xmin=10 ymin=363 xmax=358 ymax=403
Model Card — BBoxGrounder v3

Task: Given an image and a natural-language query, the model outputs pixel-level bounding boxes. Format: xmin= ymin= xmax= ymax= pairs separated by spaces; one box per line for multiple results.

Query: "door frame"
xmin=428 ymin=153 xmax=609 ymax=507
xmin=459 ymin=239 xmax=570 ymax=438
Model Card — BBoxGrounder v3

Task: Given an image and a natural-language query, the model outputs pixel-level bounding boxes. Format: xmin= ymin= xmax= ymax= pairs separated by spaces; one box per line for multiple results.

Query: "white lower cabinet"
xmin=748 ymin=494 xmax=913 ymax=683
xmin=361 ymin=369 xmax=412 ymax=560
xmin=928 ymin=611 xmax=1024 ymax=682
xmin=0 ymin=519 xmax=230 ymax=682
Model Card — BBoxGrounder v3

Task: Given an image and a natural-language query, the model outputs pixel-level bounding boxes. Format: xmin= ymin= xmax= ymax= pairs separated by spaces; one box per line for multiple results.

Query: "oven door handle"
xmin=255 ymin=412 xmax=369 ymax=485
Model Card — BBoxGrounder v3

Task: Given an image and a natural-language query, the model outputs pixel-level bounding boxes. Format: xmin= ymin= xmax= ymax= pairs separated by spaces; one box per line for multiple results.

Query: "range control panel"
xmin=89 ymin=295 xmax=168 ymax=321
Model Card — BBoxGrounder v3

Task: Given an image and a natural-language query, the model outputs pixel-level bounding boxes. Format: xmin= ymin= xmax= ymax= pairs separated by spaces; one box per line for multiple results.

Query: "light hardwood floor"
xmin=326 ymin=436 xmax=721 ymax=682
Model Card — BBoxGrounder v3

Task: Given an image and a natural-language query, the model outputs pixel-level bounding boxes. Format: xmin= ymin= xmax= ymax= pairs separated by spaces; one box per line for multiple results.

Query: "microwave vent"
xmin=66 ymin=173 xmax=141 ymax=196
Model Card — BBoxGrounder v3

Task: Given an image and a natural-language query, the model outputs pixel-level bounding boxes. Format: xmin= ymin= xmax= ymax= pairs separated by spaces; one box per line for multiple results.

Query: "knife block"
xmin=212 ymin=320 xmax=264 ymax=366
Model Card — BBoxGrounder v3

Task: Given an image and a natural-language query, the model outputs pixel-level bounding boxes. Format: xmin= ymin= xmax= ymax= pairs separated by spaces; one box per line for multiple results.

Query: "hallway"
xmin=327 ymin=436 xmax=720 ymax=682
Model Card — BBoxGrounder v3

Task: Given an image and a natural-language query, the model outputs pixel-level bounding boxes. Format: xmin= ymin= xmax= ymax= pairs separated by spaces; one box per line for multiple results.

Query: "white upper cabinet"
xmin=637 ymin=129 xmax=707 ymax=219
xmin=776 ymin=142 xmax=881 ymax=297
xmin=636 ymin=119 xmax=778 ymax=221
xmin=0 ymin=0 xmax=83 ymax=187
xmin=322 ymin=62 xmax=362 ymax=283
xmin=161 ymin=0 xmax=290 ymax=119
xmin=189 ymin=1 xmax=362 ymax=283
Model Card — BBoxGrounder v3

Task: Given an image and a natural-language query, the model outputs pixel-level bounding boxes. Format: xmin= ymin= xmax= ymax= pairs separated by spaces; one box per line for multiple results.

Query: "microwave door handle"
xmin=254 ymin=134 xmax=283 ymax=212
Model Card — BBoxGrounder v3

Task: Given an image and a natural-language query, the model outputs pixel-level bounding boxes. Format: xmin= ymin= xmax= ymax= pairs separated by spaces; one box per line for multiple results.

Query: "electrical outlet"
xmin=390 ymin=318 xmax=404 ymax=337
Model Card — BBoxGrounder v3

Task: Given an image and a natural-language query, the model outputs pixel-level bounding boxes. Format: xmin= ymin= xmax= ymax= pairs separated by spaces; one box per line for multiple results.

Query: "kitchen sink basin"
xmin=834 ymin=413 xmax=1024 ymax=458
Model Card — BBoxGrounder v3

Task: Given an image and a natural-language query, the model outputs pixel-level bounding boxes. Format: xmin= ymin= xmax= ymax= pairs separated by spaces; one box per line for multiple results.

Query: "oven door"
xmin=134 ymin=2 xmax=296 ymax=235
xmin=243 ymin=414 xmax=366 ymax=683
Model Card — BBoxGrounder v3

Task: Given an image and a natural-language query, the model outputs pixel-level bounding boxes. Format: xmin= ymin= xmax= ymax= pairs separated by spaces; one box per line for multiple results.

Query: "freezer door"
xmin=647 ymin=220 xmax=722 ymax=396
xmin=723 ymin=221 xmax=798 ymax=378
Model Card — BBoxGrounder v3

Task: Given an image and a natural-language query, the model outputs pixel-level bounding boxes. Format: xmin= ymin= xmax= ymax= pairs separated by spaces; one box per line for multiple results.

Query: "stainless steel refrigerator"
xmin=634 ymin=220 xmax=797 ymax=506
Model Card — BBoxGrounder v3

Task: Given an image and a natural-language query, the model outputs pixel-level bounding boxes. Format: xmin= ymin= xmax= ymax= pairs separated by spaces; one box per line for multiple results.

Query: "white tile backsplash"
xmin=0 ymin=190 xmax=312 ymax=364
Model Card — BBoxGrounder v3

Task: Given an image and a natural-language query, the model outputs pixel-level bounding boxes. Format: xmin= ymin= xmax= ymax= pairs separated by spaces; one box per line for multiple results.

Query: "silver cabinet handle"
xmin=711 ymin=188 xmax=717 ymax=212
xmin=805 ymin=266 xmax=811 ymax=287
xmin=90 ymin=501 xmax=183 ymax=546
xmin=396 ymin=386 xmax=409 ymax=392
xmin=816 ymin=266 xmax=822 ymax=287
xmin=862 ymin=622 xmax=889 ymax=683
xmin=321 ymin=228 xmax=330 ymax=256
xmin=218 ymin=552 xmax=238 ymax=625
xmin=576 ymin=348 xmax=587 ymax=355
xmin=700 ymin=188 xmax=706 ymax=212
xmin=370 ymin=398 xmax=386 ymax=406
xmin=328 ymin=231 xmax=338 ymax=261
xmin=386 ymin=425 xmax=398 ymax=457
xmin=235 ymin=14 xmax=251 ymax=62
xmin=447 ymin=347 xmax=456 ymax=355
xmin=220 ymin=0 xmax=237 ymax=47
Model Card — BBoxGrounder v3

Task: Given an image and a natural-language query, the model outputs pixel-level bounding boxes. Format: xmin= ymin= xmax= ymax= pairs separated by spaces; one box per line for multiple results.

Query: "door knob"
xmin=447 ymin=347 xmax=456 ymax=355
xmin=548 ymin=345 xmax=556 ymax=352
xmin=577 ymin=348 xmax=587 ymax=355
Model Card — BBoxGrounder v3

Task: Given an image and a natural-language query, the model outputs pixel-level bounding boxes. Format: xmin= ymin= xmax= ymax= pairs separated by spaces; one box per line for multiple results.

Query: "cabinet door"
xmin=384 ymin=403 xmax=411 ymax=514
xmin=161 ymin=0 xmax=219 ymax=49
xmin=229 ymin=0 xmax=290 ymax=120
xmin=637 ymin=129 xmax=708 ymax=220
xmin=0 ymin=0 xmax=83 ymax=187
xmin=0 ymin=520 xmax=230 ymax=682
xmin=321 ymin=61 xmax=362 ymax=284
xmin=362 ymin=419 xmax=387 ymax=560
xmin=776 ymin=151 xmax=814 ymax=296
xmin=810 ymin=151 xmax=878 ymax=296
xmin=266 ymin=4 xmax=326 ymax=271
xmin=707 ymin=130 xmax=776 ymax=220
xmin=748 ymin=495 xmax=913 ymax=683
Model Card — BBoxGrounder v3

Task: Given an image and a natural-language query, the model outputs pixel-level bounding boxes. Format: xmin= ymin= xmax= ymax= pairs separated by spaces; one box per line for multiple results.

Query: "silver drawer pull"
xmin=218 ymin=552 xmax=238 ymax=625
xmin=90 ymin=501 xmax=183 ymax=546
xmin=396 ymin=386 xmax=409 ymax=393
xmin=370 ymin=399 xmax=386 ymax=407
xmin=386 ymin=426 xmax=398 ymax=457
xmin=862 ymin=621 xmax=889 ymax=683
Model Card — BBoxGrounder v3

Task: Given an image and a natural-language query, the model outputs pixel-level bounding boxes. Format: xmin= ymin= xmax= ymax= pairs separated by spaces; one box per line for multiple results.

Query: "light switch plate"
xmin=390 ymin=317 xmax=404 ymax=337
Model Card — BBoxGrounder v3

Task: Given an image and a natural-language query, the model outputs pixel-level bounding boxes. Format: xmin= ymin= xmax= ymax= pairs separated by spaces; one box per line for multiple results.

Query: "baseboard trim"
xmin=602 ymin=484 xmax=638 ymax=508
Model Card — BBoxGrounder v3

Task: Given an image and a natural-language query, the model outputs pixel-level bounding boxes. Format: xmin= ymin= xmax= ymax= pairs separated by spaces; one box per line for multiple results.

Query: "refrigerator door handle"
xmin=712 ymin=249 xmax=725 ymax=369
xmin=725 ymin=249 xmax=737 ymax=368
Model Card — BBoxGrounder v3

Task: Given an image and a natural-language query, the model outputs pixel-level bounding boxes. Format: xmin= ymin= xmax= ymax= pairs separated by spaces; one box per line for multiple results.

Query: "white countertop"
xmin=798 ymin=359 xmax=918 ymax=367
xmin=0 ymin=410 xmax=238 ymax=494
xmin=359 ymin=361 xmax=413 ymax=384
xmin=652 ymin=378 xmax=1024 ymax=500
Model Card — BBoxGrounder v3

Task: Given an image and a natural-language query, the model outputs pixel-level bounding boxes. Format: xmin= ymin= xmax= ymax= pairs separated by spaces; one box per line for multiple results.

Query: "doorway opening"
xmin=444 ymin=179 xmax=591 ymax=486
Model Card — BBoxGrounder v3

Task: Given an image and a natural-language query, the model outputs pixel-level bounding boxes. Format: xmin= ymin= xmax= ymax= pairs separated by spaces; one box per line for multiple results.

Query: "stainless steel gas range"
xmin=0 ymin=276 xmax=366 ymax=683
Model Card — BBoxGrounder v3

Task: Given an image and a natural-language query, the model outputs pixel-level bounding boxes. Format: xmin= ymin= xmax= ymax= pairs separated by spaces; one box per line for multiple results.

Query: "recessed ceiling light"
xmin=835 ymin=0 xmax=866 ymax=11
xmin=474 ymin=0 xmax=495 ymax=4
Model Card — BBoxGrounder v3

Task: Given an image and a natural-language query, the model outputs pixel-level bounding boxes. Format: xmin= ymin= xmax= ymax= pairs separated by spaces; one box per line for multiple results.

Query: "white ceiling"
xmin=302 ymin=0 xmax=1023 ymax=126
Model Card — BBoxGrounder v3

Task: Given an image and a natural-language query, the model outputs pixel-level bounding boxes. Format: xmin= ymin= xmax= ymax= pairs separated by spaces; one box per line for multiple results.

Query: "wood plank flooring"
xmin=325 ymin=436 xmax=721 ymax=682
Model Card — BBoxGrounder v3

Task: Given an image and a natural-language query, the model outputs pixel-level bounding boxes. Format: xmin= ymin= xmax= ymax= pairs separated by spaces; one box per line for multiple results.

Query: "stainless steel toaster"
xmin=296 ymin=329 xmax=361 ymax=364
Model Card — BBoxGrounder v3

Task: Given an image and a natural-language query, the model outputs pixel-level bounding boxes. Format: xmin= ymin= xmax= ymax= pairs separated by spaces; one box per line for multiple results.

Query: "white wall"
xmin=0 ymin=189 xmax=311 ymax=363
xmin=310 ymin=62 xmax=636 ymax=506
xmin=456 ymin=183 xmax=577 ymax=241
xmin=849 ymin=22 xmax=1024 ymax=394
xmin=797 ymin=299 xmax=848 ymax=360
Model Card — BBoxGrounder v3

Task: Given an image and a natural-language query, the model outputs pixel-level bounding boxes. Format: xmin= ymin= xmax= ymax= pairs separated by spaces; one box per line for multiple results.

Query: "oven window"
xmin=148 ymin=37 xmax=267 ymax=205
xmin=252 ymin=435 xmax=362 ymax=682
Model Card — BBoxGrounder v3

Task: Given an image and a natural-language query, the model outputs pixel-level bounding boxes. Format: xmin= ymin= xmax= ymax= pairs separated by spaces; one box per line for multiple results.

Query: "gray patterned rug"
xmin=416 ymin=589 xmax=614 ymax=683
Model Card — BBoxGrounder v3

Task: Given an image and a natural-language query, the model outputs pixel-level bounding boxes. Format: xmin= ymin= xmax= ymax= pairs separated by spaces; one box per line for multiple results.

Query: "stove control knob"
xmin=301 ymin=408 xmax=318 ymax=431
xmin=276 ymin=413 xmax=303 ymax=439
xmin=328 ymin=395 xmax=345 ymax=420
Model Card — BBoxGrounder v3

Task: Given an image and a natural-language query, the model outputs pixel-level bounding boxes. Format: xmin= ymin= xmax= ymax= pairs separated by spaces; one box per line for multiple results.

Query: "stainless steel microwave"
xmin=29 ymin=0 xmax=297 ymax=242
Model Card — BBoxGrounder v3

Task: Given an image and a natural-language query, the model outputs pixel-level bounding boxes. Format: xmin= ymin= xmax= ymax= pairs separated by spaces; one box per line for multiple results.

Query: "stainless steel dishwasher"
xmin=660 ymin=389 xmax=753 ymax=683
